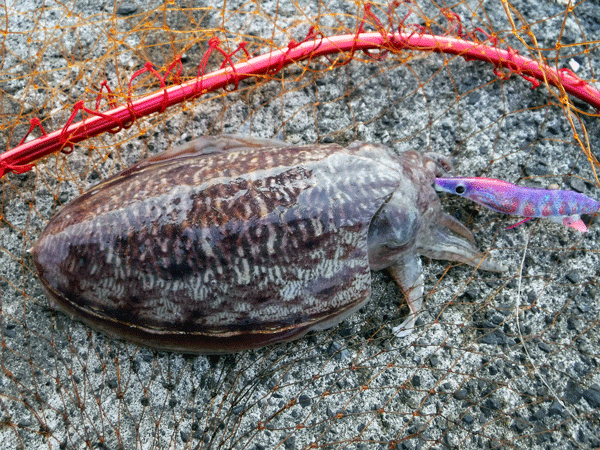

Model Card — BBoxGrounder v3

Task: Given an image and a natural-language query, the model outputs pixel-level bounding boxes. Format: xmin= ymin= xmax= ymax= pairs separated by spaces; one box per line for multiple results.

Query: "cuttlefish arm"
xmin=388 ymin=212 xmax=505 ymax=338
xmin=416 ymin=212 xmax=507 ymax=273
xmin=389 ymin=255 xmax=424 ymax=338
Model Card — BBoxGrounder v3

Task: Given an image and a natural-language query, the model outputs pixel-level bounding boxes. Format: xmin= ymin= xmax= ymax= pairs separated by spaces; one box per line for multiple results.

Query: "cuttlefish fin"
xmin=121 ymin=134 xmax=291 ymax=175
xmin=417 ymin=212 xmax=507 ymax=273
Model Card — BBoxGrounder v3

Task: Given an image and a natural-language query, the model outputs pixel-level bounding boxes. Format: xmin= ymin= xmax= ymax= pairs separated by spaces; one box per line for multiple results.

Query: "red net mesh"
xmin=1 ymin=1 xmax=599 ymax=448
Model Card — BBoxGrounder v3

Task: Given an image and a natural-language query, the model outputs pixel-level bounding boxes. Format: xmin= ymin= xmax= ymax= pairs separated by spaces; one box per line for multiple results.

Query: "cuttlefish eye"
xmin=454 ymin=183 xmax=466 ymax=195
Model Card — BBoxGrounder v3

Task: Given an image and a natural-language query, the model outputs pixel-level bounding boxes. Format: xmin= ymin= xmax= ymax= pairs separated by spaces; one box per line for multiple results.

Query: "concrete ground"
xmin=1 ymin=1 xmax=599 ymax=448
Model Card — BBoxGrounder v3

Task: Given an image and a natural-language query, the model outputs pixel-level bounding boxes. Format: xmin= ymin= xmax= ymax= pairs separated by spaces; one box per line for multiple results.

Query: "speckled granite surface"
xmin=1 ymin=1 xmax=599 ymax=448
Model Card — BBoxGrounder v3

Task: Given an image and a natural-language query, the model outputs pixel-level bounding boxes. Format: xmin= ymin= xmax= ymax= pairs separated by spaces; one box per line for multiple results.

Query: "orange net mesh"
xmin=1 ymin=1 xmax=599 ymax=448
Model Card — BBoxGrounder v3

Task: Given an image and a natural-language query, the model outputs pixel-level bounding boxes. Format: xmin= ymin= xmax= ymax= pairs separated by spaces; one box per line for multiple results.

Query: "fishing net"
xmin=1 ymin=0 xmax=599 ymax=448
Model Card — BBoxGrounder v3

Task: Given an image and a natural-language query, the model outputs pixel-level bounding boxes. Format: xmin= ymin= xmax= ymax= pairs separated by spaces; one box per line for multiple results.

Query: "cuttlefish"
xmin=32 ymin=135 xmax=506 ymax=353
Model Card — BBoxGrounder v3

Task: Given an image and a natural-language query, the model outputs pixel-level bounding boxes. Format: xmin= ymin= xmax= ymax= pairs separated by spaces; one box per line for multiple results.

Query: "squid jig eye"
xmin=454 ymin=184 xmax=466 ymax=195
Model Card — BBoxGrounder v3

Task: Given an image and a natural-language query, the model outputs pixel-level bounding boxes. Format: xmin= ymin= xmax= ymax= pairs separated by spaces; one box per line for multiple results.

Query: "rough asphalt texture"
xmin=1 ymin=1 xmax=599 ymax=449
